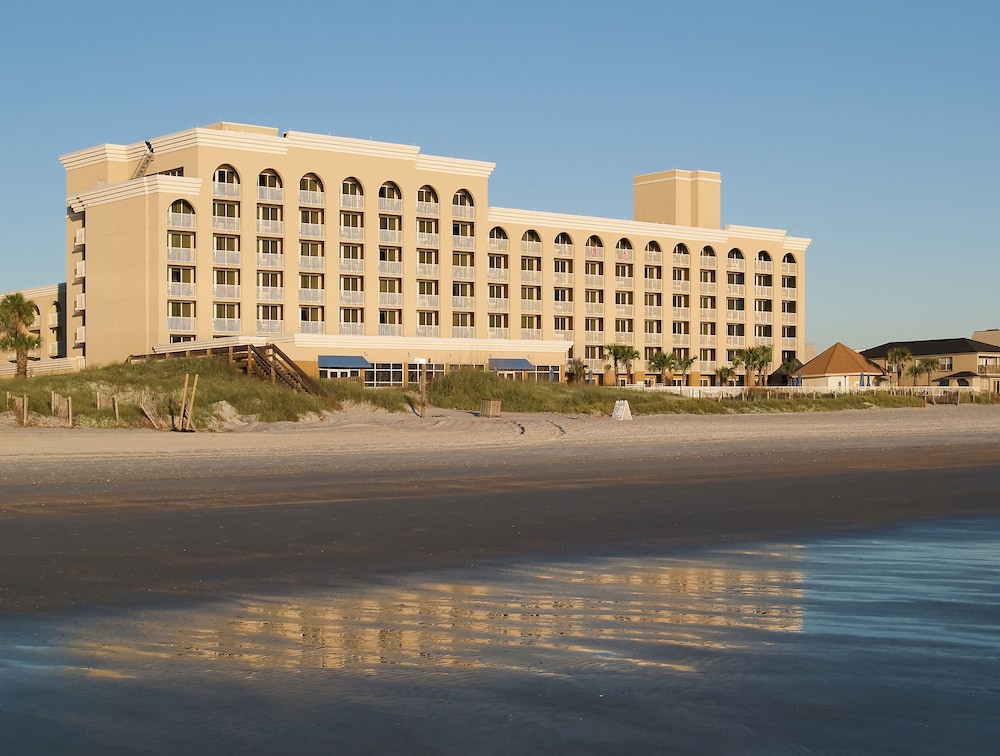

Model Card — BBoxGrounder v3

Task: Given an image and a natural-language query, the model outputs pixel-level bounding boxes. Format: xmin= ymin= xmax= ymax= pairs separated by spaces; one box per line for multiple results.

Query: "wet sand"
xmin=2 ymin=404 xmax=999 ymax=615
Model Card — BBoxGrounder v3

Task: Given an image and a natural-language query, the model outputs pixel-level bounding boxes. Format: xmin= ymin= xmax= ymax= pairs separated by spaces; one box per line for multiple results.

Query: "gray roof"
xmin=861 ymin=338 xmax=1000 ymax=359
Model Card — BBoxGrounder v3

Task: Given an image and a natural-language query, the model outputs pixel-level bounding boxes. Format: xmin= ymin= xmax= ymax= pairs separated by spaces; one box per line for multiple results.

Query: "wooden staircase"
xmin=129 ymin=343 xmax=326 ymax=397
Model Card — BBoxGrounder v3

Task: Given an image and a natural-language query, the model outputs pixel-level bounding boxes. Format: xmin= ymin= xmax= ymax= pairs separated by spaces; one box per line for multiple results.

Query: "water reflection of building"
xmin=171 ymin=556 xmax=804 ymax=672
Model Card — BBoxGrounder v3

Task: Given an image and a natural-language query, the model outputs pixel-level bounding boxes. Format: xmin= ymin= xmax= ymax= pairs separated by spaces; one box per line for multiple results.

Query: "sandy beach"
xmin=1 ymin=404 xmax=999 ymax=614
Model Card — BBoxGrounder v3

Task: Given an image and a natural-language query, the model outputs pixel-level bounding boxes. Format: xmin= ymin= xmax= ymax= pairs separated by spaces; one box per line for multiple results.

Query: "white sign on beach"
xmin=611 ymin=399 xmax=632 ymax=421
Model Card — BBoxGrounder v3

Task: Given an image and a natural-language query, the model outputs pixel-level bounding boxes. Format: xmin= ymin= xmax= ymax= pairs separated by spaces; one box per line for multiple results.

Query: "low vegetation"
xmin=3 ymin=360 xmax=981 ymax=430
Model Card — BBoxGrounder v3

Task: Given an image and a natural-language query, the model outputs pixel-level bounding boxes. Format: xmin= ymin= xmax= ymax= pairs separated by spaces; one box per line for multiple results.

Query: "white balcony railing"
xmin=212 ymin=249 xmax=240 ymax=266
xmin=74 ymin=293 xmax=85 ymax=311
xmin=487 ymin=268 xmax=509 ymax=282
xmin=74 ymin=260 xmax=86 ymax=279
xmin=300 ymin=321 xmax=325 ymax=334
xmin=416 ymin=201 xmax=439 ymax=217
xmin=167 ymin=282 xmax=196 ymax=298
xmin=212 ymin=216 xmax=239 ymax=232
xmin=257 ymin=320 xmax=284 ymax=334
xmin=520 ymin=300 xmax=542 ymax=313
xmin=614 ymin=277 xmax=634 ymax=290
xmin=340 ymin=193 xmax=364 ymax=210
xmin=488 ymin=327 xmax=510 ymax=339
xmin=585 ymin=331 xmax=604 ymax=344
xmin=553 ymin=272 xmax=574 ymax=286
xmin=378 ymin=197 xmax=403 ymax=213
xmin=521 ymin=328 xmax=542 ymax=340
xmin=488 ymin=298 xmax=509 ymax=312
xmin=166 ymin=316 xmax=196 ymax=332
xmin=74 ymin=326 xmax=86 ymax=343
xmin=416 ymin=325 xmax=440 ymax=337
xmin=74 ymin=228 xmax=86 ymax=246
xmin=299 ymin=189 xmax=324 ymax=206
xmin=452 ymin=235 xmax=475 ymax=251
xmin=299 ymin=222 xmax=325 ymax=239
xmin=340 ymin=226 xmax=364 ymax=241
xmin=299 ymin=289 xmax=325 ymax=303
xmin=168 ymin=212 xmax=196 ymax=229
xmin=257 ymin=219 xmax=284 ymax=235
xmin=213 ymin=284 xmax=240 ymax=299
xmin=554 ymin=301 xmax=574 ymax=315
xmin=452 ymin=296 xmax=475 ymax=310
xmin=452 ymin=265 xmax=475 ymax=280
xmin=453 ymin=326 xmax=476 ymax=338
xmin=417 ymin=232 xmax=440 ymax=247
xmin=379 ymin=324 xmax=403 ymax=337
xmin=213 ymin=318 xmax=241 ymax=333
xmin=379 ymin=229 xmax=403 ymax=245
xmin=585 ymin=303 xmax=605 ymax=316
xmin=257 ymin=186 xmax=284 ymax=202
xmin=727 ymin=258 xmax=746 ymax=271
xmin=299 ymin=255 xmax=324 ymax=271
xmin=213 ymin=182 xmax=240 ymax=198
xmin=379 ymin=292 xmax=403 ymax=307
xmin=521 ymin=240 xmax=542 ymax=256
xmin=339 ymin=258 xmax=365 ymax=273
xmin=585 ymin=274 xmax=604 ymax=288
xmin=257 ymin=253 xmax=284 ymax=269
xmin=257 ymin=286 xmax=284 ymax=301
xmin=167 ymin=246 xmax=196 ymax=263
xmin=488 ymin=238 xmax=510 ymax=254
xmin=521 ymin=270 xmax=542 ymax=284
xmin=451 ymin=204 xmax=475 ymax=219
xmin=378 ymin=261 xmax=402 ymax=276
xmin=417 ymin=294 xmax=440 ymax=308
xmin=340 ymin=322 xmax=365 ymax=335
xmin=339 ymin=290 xmax=365 ymax=304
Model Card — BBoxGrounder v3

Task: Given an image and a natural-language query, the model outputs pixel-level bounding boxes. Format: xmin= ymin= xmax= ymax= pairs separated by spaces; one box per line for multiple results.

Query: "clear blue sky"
xmin=1 ymin=0 xmax=997 ymax=351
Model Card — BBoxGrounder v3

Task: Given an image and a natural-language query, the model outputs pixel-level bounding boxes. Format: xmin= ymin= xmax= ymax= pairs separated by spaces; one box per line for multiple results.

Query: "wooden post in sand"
xmin=183 ymin=374 xmax=199 ymax=431
xmin=178 ymin=373 xmax=190 ymax=429
xmin=67 ymin=396 xmax=72 ymax=427
xmin=22 ymin=394 xmax=28 ymax=426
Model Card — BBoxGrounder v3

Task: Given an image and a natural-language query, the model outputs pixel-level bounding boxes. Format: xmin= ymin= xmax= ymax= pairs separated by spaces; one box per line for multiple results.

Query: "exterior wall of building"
xmin=59 ymin=123 xmax=810 ymax=384
xmin=0 ymin=282 xmax=86 ymax=377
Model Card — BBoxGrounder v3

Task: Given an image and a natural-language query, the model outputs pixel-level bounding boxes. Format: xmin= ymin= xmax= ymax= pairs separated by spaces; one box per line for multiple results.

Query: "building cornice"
xmin=416 ymin=154 xmax=496 ymax=178
xmin=283 ymin=130 xmax=420 ymax=161
xmin=488 ymin=207 xmax=731 ymax=243
xmin=67 ymin=176 xmax=202 ymax=212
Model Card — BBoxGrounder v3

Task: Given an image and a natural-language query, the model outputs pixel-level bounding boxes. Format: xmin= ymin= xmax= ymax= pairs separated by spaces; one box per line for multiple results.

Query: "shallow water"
xmin=2 ymin=517 xmax=999 ymax=754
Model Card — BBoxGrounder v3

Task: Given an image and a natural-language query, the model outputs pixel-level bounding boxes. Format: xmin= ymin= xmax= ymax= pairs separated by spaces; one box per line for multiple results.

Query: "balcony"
xmin=378 ymin=197 xmax=403 ymax=213
xmin=339 ymin=258 xmax=365 ymax=273
xmin=417 ymin=325 xmax=440 ymax=337
xmin=213 ymin=284 xmax=240 ymax=299
xmin=74 ymin=293 xmax=85 ymax=311
xmin=300 ymin=222 xmax=325 ymax=239
xmin=168 ymin=212 xmax=196 ymax=229
xmin=726 ymin=258 xmax=746 ymax=271
xmin=257 ymin=186 xmax=284 ymax=202
xmin=612 ymin=247 xmax=629 ymax=261
xmin=48 ymin=313 xmax=59 ymax=328
xmin=614 ymin=277 xmax=634 ymax=290
xmin=521 ymin=270 xmax=542 ymax=284
xmin=166 ymin=316 xmax=196 ymax=332
xmin=488 ymin=298 xmax=509 ymax=312
xmin=417 ymin=294 xmax=440 ymax=308
xmin=487 ymin=268 xmax=509 ymax=282
xmin=553 ymin=243 xmax=574 ymax=257
xmin=417 ymin=232 xmax=440 ymax=247
xmin=584 ymin=331 xmax=604 ymax=344
xmin=299 ymin=255 xmax=325 ymax=271
xmin=672 ymin=253 xmax=691 ymax=267
xmin=726 ymin=284 xmax=745 ymax=296
xmin=340 ymin=322 xmax=365 ymax=335
xmin=554 ymin=301 xmax=574 ymax=315
xmin=74 ymin=260 xmax=86 ymax=279
xmin=257 ymin=320 xmax=284 ymax=335
xmin=520 ymin=300 xmax=542 ymax=313
xmin=300 ymin=321 xmax=325 ymax=334
xmin=74 ymin=228 xmax=86 ymax=246
xmin=614 ymin=304 xmax=634 ymax=317
xmin=754 ymin=311 xmax=773 ymax=324
xmin=701 ymin=282 xmax=717 ymax=294
xmin=74 ymin=326 xmax=85 ymax=344
xmin=726 ymin=335 xmax=746 ymax=348
xmin=673 ymin=334 xmax=691 ymax=347
xmin=340 ymin=226 xmax=364 ymax=242
xmin=488 ymin=238 xmax=509 ymax=254
xmin=212 ymin=216 xmax=239 ymax=232
xmin=167 ymin=246 xmax=196 ymax=264
xmin=451 ymin=204 xmax=475 ymax=220
xmin=782 ymin=262 xmax=798 ymax=275
xmin=257 ymin=253 xmax=284 ymax=269
xmin=585 ymin=303 xmax=604 ymax=316
xmin=299 ymin=189 xmax=324 ymax=206
xmin=700 ymin=308 xmax=718 ymax=320
xmin=553 ymin=329 xmax=574 ymax=342
xmin=781 ymin=287 xmax=797 ymax=300
xmin=257 ymin=286 xmax=284 ymax=301
xmin=167 ymin=282 xmax=196 ymax=298
xmin=379 ymin=324 xmax=403 ymax=337
xmin=48 ymin=343 xmax=60 ymax=357
xmin=416 ymin=200 xmax=439 ymax=217
xmin=700 ymin=334 xmax=717 ymax=347
xmin=257 ymin=219 xmax=284 ymax=235
xmin=672 ymin=280 xmax=691 ymax=293
xmin=416 ymin=262 xmax=440 ymax=278
xmin=585 ymin=274 xmax=605 ymax=288
xmin=781 ymin=313 xmax=797 ymax=324
xmin=452 ymin=296 xmax=475 ymax=310
xmin=299 ymin=289 xmax=325 ymax=303
xmin=756 ymin=260 xmax=773 ymax=273
xmin=339 ymin=290 xmax=364 ymax=304
xmin=520 ymin=328 xmax=542 ymax=340
xmin=701 ymin=254 xmax=717 ymax=268
xmin=379 ymin=292 xmax=403 ymax=307
xmin=452 ymin=265 xmax=475 ymax=281
xmin=672 ymin=307 xmax=690 ymax=319
xmin=340 ymin=193 xmax=364 ymax=210
xmin=643 ymin=305 xmax=662 ymax=318
xmin=379 ymin=229 xmax=403 ymax=245
xmin=553 ymin=272 xmax=574 ymax=286
xmin=701 ymin=360 xmax=717 ymax=372
xmin=213 ymin=181 xmax=240 ymax=198
xmin=213 ymin=249 xmax=240 ymax=266
xmin=214 ymin=318 xmax=240 ymax=333
xmin=378 ymin=261 xmax=402 ymax=276
xmin=782 ymin=338 xmax=797 ymax=350
xmin=644 ymin=249 xmax=662 ymax=264
xmin=519 ymin=241 xmax=541 ymax=257
xmin=755 ymin=286 xmax=773 ymax=298
xmin=488 ymin=327 xmax=510 ymax=339
xmin=452 ymin=326 xmax=476 ymax=338
xmin=452 ymin=235 xmax=475 ymax=251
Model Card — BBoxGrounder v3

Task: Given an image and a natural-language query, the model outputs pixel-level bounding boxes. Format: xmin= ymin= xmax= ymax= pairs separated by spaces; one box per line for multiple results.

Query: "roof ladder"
xmin=131 ymin=141 xmax=154 ymax=180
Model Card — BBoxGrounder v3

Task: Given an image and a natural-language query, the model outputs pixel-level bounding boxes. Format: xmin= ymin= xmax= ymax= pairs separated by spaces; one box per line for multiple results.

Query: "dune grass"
xmin=3 ymin=360 xmax=948 ymax=429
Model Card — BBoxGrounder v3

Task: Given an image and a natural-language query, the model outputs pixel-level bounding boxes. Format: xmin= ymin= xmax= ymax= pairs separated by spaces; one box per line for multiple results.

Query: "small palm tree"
xmin=566 ymin=357 xmax=589 ymax=384
xmin=675 ymin=354 xmax=695 ymax=386
xmin=604 ymin=343 xmax=639 ymax=384
xmin=0 ymin=293 xmax=41 ymax=379
xmin=781 ymin=356 xmax=801 ymax=386
xmin=649 ymin=350 xmax=678 ymax=385
xmin=715 ymin=365 xmax=736 ymax=387
xmin=886 ymin=347 xmax=911 ymax=389
xmin=620 ymin=346 xmax=640 ymax=384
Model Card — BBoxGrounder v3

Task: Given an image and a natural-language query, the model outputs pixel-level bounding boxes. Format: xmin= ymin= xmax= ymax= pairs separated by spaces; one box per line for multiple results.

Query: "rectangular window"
xmin=521 ymin=286 xmax=541 ymax=300
xmin=585 ymin=289 xmax=604 ymax=303
xmin=672 ymin=267 xmax=690 ymax=281
xmin=554 ymin=259 xmax=573 ymax=273
xmin=521 ymin=314 xmax=540 ymax=329
xmin=168 ymin=301 xmax=194 ymax=317
xmin=340 ymin=244 xmax=363 ymax=260
xmin=417 ymin=310 xmax=439 ymax=326
xmin=615 ymin=291 xmax=633 ymax=306
xmin=553 ymin=316 xmax=572 ymax=331
xmin=340 ymin=276 xmax=363 ymax=291
xmin=585 ymin=261 xmax=603 ymax=276
xmin=453 ymin=312 xmax=474 ymax=327
xmin=672 ymin=321 xmax=689 ymax=335
xmin=726 ymin=298 xmax=745 ymax=311
xmin=585 ymin=345 xmax=603 ymax=360
xmin=673 ymin=294 xmax=690 ymax=308
xmin=615 ymin=319 xmax=633 ymax=334
xmin=488 ymin=283 xmax=508 ymax=299
xmin=700 ymin=296 xmax=716 ymax=309
xmin=700 ymin=322 xmax=716 ymax=336
xmin=700 ymin=269 xmax=716 ymax=283
xmin=615 ymin=263 xmax=633 ymax=278
xmin=644 ymin=265 xmax=661 ymax=280
xmin=380 ymin=247 xmax=401 ymax=262
xmin=488 ymin=254 xmax=508 ymax=269
xmin=419 ymin=249 xmax=438 ymax=264
xmin=214 ymin=302 xmax=238 ymax=319
xmin=418 ymin=279 xmax=438 ymax=295
xmin=257 ymin=304 xmax=282 ymax=320
xmin=489 ymin=313 xmax=509 ymax=328
xmin=554 ymin=288 xmax=573 ymax=302
xmin=301 ymin=241 xmax=323 ymax=257
xmin=258 ymin=238 xmax=282 ymax=255
xmin=585 ymin=318 xmax=603 ymax=332
xmin=727 ymin=323 xmax=745 ymax=337
xmin=257 ymin=271 xmax=282 ymax=287
xmin=341 ymin=308 xmax=363 ymax=323
xmin=644 ymin=320 xmax=662 ymax=334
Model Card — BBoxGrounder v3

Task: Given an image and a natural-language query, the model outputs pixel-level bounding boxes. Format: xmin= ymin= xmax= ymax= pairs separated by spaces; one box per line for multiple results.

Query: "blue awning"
xmin=489 ymin=358 xmax=535 ymax=371
xmin=318 ymin=355 xmax=372 ymax=369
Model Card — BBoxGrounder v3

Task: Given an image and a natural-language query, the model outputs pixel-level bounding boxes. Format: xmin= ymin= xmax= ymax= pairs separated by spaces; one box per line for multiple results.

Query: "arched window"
xmin=452 ymin=190 xmax=475 ymax=219
xmin=341 ymin=177 xmax=364 ymax=209
xmin=645 ymin=240 xmax=661 ymax=253
xmin=728 ymin=248 xmax=744 ymax=260
xmin=379 ymin=182 xmax=402 ymax=213
xmin=489 ymin=226 xmax=508 ymax=240
xmin=299 ymin=174 xmax=324 ymax=205
xmin=615 ymin=238 xmax=632 ymax=254
xmin=167 ymin=199 xmax=196 ymax=229
xmin=701 ymin=246 xmax=716 ymax=258
xmin=782 ymin=252 xmax=797 ymax=264
xmin=674 ymin=243 xmax=690 ymax=256
xmin=554 ymin=232 xmax=573 ymax=246
xmin=257 ymin=169 xmax=283 ymax=202
xmin=213 ymin=165 xmax=240 ymax=197
xmin=757 ymin=251 xmax=771 ymax=262
xmin=521 ymin=229 xmax=541 ymax=254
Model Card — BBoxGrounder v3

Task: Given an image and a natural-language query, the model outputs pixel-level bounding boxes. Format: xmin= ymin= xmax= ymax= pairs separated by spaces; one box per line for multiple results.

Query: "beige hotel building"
xmin=54 ymin=121 xmax=809 ymax=386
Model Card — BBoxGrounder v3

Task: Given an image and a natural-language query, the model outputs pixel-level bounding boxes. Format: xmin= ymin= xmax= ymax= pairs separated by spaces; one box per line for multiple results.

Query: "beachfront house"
xmin=861 ymin=338 xmax=1000 ymax=393
xmin=796 ymin=342 xmax=887 ymax=390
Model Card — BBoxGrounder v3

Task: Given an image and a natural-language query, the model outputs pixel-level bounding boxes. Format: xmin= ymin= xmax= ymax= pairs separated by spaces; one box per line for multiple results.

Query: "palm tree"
xmin=733 ymin=345 xmax=773 ymax=388
xmin=904 ymin=363 xmax=923 ymax=386
xmin=0 ymin=293 xmax=41 ymax=379
xmin=566 ymin=357 xmax=588 ymax=384
xmin=649 ymin=350 xmax=678 ymax=385
xmin=675 ymin=354 xmax=695 ymax=386
xmin=715 ymin=365 xmax=736 ymax=388
xmin=605 ymin=343 xmax=639 ymax=384
xmin=917 ymin=356 xmax=939 ymax=386
xmin=886 ymin=347 xmax=911 ymax=389
xmin=781 ymin=356 xmax=801 ymax=386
